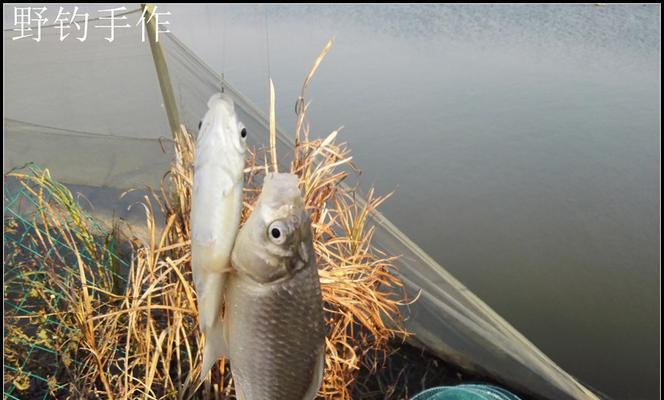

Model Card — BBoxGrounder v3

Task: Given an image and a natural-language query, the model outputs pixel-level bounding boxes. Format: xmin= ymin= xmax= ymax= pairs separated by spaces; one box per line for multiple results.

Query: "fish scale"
xmin=226 ymin=260 xmax=325 ymax=400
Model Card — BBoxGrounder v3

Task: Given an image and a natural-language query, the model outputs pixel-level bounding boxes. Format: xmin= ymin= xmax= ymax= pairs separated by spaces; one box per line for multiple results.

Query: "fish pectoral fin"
xmin=196 ymin=272 xmax=230 ymax=380
xmin=219 ymin=170 xmax=236 ymax=197
xmin=200 ymin=316 xmax=229 ymax=380
xmin=194 ymin=272 xmax=227 ymax=332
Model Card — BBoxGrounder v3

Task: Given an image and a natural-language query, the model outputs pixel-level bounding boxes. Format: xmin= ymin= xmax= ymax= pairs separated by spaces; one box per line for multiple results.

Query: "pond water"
xmin=164 ymin=5 xmax=660 ymax=399
xmin=3 ymin=4 xmax=660 ymax=400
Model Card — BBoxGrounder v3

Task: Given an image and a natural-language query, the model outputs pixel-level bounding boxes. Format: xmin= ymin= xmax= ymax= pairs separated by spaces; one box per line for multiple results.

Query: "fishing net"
xmin=3 ymin=164 xmax=129 ymax=399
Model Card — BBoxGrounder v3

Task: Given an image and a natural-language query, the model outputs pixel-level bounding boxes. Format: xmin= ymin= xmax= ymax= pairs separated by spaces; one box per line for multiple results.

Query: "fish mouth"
xmin=262 ymin=173 xmax=303 ymax=204
xmin=207 ymin=92 xmax=235 ymax=110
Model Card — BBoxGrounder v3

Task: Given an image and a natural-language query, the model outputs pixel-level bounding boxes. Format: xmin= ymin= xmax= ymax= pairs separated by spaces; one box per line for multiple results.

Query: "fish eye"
xmin=267 ymin=221 xmax=286 ymax=244
xmin=241 ymin=128 xmax=247 ymax=139
xmin=198 ymin=120 xmax=202 ymax=130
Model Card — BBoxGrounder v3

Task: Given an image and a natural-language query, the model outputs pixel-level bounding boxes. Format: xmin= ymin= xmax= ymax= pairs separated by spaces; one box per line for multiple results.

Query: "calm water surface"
xmin=164 ymin=4 xmax=661 ymax=399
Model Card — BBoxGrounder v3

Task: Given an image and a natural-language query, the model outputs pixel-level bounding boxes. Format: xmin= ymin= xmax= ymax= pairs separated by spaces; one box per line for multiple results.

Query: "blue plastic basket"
xmin=411 ymin=384 xmax=522 ymax=400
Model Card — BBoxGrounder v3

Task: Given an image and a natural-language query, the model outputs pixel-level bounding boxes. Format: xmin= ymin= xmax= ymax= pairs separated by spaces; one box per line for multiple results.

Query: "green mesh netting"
xmin=3 ymin=164 xmax=129 ymax=399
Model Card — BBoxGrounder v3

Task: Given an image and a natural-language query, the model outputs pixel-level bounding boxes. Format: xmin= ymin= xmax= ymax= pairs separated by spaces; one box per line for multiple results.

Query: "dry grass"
xmin=3 ymin=39 xmax=410 ymax=399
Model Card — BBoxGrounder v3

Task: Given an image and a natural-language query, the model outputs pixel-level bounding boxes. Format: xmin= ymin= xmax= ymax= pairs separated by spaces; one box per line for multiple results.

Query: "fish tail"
xmin=200 ymin=314 xmax=229 ymax=379
xmin=196 ymin=272 xmax=229 ymax=380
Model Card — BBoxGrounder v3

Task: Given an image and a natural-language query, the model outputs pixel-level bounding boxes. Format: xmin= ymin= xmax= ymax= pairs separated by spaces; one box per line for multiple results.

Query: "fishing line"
xmin=264 ymin=5 xmax=272 ymax=89
xmin=205 ymin=4 xmax=224 ymax=93
xmin=221 ymin=4 xmax=227 ymax=93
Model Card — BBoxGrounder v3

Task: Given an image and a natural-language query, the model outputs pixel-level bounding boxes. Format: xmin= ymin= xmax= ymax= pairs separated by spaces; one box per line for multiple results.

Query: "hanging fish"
xmin=226 ymin=172 xmax=326 ymax=400
xmin=190 ymin=93 xmax=247 ymax=378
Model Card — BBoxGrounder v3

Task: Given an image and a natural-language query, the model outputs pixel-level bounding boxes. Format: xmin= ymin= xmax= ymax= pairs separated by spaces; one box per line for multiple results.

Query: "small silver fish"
xmin=190 ymin=93 xmax=247 ymax=378
xmin=226 ymin=172 xmax=326 ymax=400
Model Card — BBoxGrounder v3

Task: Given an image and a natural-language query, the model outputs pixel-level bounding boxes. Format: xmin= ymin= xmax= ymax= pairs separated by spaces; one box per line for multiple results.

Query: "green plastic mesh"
xmin=3 ymin=164 xmax=129 ymax=399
